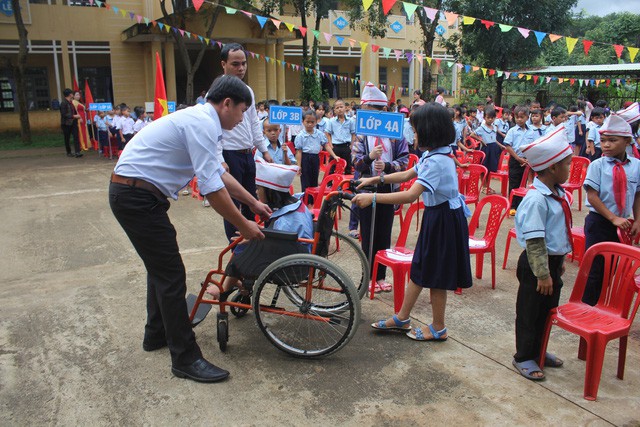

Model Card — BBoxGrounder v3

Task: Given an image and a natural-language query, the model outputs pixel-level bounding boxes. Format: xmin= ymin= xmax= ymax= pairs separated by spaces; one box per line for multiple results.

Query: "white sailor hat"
xmin=599 ymin=114 xmax=633 ymax=138
xmin=255 ymin=158 xmax=299 ymax=192
xmin=615 ymin=102 xmax=640 ymax=124
xmin=520 ymin=126 xmax=572 ymax=172
xmin=360 ymin=82 xmax=388 ymax=106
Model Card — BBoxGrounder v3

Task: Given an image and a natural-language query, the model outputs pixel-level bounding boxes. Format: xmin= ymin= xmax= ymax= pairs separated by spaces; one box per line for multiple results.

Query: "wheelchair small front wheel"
xmin=253 ymin=254 xmax=360 ymax=358
xmin=217 ymin=313 xmax=229 ymax=352
xmin=229 ymin=292 xmax=250 ymax=318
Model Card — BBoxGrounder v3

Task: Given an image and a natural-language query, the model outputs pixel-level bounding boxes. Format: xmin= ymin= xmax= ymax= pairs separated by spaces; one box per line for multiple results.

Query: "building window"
xmin=379 ymin=67 xmax=387 ymax=86
xmin=25 ymin=68 xmax=50 ymax=110
xmin=79 ymin=67 xmax=113 ymax=103
xmin=401 ymin=67 xmax=410 ymax=95
xmin=66 ymin=0 xmax=105 ymax=6
xmin=0 ymin=77 xmax=14 ymax=112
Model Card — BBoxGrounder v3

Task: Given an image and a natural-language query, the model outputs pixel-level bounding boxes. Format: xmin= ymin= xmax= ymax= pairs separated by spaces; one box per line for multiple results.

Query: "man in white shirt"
xmin=110 ymin=75 xmax=270 ymax=383
xmin=217 ymin=43 xmax=274 ymax=242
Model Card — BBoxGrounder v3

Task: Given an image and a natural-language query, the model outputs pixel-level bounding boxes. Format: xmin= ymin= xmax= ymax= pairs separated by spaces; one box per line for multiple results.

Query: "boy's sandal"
xmin=406 ymin=324 xmax=448 ymax=341
xmin=371 ymin=314 xmax=411 ymax=331
xmin=512 ymin=359 xmax=545 ymax=381
xmin=373 ymin=281 xmax=393 ymax=293
xmin=540 ymin=352 xmax=564 ymax=368
xmin=348 ymin=230 xmax=360 ymax=239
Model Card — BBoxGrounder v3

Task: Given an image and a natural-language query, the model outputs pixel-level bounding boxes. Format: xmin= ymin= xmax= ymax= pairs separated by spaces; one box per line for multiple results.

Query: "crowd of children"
xmin=90 ymin=103 xmax=151 ymax=156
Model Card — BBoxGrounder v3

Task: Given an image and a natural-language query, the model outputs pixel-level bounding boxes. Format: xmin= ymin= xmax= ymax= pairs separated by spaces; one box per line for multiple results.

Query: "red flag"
xmin=192 ymin=0 xmax=204 ymax=12
xmin=389 ymin=86 xmax=396 ymax=106
xmin=153 ymin=52 xmax=168 ymax=120
xmin=583 ymin=39 xmax=593 ymax=55
xmin=613 ymin=44 xmax=624 ymax=59
xmin=84 ymin=79 xmax=96 ymax=121
xmin=382 ymin=0 xmax=397 ymax=15
xmin=73 ymin=77 xmax=79 ymax=93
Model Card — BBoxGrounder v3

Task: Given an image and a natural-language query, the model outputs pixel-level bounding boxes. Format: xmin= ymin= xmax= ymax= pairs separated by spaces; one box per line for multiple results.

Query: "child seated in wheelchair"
xmin=207 ymin=159 xmax=314 ymax=298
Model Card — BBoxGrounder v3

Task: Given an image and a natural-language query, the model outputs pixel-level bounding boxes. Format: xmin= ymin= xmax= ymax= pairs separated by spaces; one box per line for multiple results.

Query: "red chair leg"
xmin=583 ymin=336 xmax=607 ymax=401
xmin=391 ymin=265 xmax=406 ymax=313
xmin=578 ymin=337 xmax=587 ymax=360
xmin=617 ymin=336 xmax=628 ymax=380
xmin=503 ymin=232 xmax=513 ymax=269
xmin=475 ymin=253 xmax=484 ymax=279
xmin=501 ymin=177 xmax=508 ymax=197
xmin=538 ymin=315 xmax=554 ymax=370
xmin=491 ymin=249 xmax=496 ymax=289
xmin=370 ymin=258 xmax=380 ymax=300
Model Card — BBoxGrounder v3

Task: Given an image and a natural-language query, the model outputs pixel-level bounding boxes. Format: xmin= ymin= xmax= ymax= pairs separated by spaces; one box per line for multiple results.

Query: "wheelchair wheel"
xmin=326 ymin=230 xmax=369 ymax=300
xmin=253 ymin=254 xmax=360 ymax=358
xmin=217 ymin=313 xmax=229 ymax=352
xmin=229 ymin=292 xmax=250 ymax=318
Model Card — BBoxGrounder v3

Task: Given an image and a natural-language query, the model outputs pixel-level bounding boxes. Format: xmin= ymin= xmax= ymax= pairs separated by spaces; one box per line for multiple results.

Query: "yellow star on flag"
xmin=158 ymin=98 xmax=168 ymax=117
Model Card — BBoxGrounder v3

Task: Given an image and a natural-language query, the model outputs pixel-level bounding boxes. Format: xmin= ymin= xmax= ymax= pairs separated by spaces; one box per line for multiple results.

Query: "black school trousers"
xmin=62 ymin=123 xmax=80 ymax=155
xmin=222 ymin=150 xmax=258 ymax=243
xmin=582 ymin=212 xmax=619 ymax=306
xmin=109 ymin=183 xmax=202 ymax=367
xmin=514 ymin=251 xmax=564 ymax=363
xmin=508 ymin=157 xmax=526 ymax=210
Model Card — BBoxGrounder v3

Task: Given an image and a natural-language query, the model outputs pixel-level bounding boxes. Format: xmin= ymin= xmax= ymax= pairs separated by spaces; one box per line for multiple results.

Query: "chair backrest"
xmin=570 ymin=242 xmax=640 ymax=322
xmin=396 ymin=201 xmax=425 ymax=247
xmin=462 ymin=164 xmax=488 ymax=199
xmin=408 ymin=153 xmax=420 ymax=169
xmin=518 ymin=164 xmax=534 ymax=188
xmin=469 ymin=150 xmax=486 ymax=165
xmin=496 ymin=151 xmax=510 ymax=173
xmin=326 ymin=158 xmax=347 ymax=176
xmin=617 ymin=219 xmax=638 ymax=246
xmin=318 ymin=151 xmax=331 ymax=169
xmin=312 ymin=173 xmax=345 ymax=210
xmin=468 ymin=194 xmax=510 ymax=245
xmin=568 ymin=156 xmax=590 ymax=186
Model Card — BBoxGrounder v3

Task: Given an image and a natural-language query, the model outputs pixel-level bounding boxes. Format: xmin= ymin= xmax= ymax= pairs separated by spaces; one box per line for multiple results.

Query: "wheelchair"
xmin=187 ymin=183 xmax=368 ymax=358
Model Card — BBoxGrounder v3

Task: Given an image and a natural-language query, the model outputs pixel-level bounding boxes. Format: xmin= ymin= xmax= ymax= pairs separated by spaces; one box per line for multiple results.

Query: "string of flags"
xmin=87 ymin=0 xmax=639 ymax=91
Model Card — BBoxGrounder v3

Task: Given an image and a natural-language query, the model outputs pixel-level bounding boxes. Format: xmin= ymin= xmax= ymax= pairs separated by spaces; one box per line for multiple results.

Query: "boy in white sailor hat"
xmin=352 ymin=82 xmax=409 ymax=293
xmin=512 ymin=127 xmax=573 ymax=381
xmin=207 ymin=159 xmax=314 ymax=298
xmin=615 ymin=102 xmax=640 ymax=158
xmin=581 ymin=114 xmax=640 ymax=306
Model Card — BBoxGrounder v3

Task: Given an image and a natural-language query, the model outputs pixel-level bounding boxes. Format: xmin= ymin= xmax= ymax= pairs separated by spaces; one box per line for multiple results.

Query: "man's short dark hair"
xmin=221 ymin=43 xmax=245 ymax=61
xmin=590 ymin=107 xmax=605 ymax=118
xmin=63 ymin=88 xmax=73 ymax=97
xmin=206 ymin=75 xmax=252 ymax=106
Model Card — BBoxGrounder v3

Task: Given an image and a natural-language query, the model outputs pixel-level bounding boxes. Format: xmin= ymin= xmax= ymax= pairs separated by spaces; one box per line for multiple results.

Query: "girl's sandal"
xmin=371 ymin=314 xmax=411 ymax=331
xmin=406 ymin=324 xmax=448 ymax=341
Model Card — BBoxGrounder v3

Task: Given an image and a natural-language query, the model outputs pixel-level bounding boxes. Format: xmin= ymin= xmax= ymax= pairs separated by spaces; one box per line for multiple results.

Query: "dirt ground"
xmin=0 ymin=149 xmax=638 ymax=426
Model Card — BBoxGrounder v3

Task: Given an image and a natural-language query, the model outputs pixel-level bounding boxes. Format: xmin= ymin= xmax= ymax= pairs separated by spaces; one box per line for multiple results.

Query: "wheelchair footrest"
xmin=186 ymin=294 xmax=212 ymax=327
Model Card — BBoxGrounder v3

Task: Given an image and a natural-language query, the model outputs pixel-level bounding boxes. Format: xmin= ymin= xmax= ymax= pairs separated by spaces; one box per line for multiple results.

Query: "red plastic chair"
xmin=539 ymin=242 xmax=640 ymax=400
xmin=370 ymin=201 xmax=424 ymax=313
xmin=488 ymin=151 xmax=510 ymax=197
xmin=508 ymin=165 xmax=534 ymax=209
xmin=466 ymin=195 xmax=510 ymax=289
xmin=458 ymin=164 xmax=488 ymax=208
xmin=467 ymin=150 xmax=486 ymax=165
xmin=394 ymin=154 xmax=421 ymax=227
xmin=318 ymin=151 xmax=331 ymax=174
xmin=303 ymin=159 xmax=346 ymax=205
xmin=617 ymin=219 xmax=639 ymax=246
xmin=503 ymin=192 xmax=574 ymax=269
xmin=561 ymin=156 xmax=590 ymax=211
xmin=190 ymin=176 xmax=204 ymax=201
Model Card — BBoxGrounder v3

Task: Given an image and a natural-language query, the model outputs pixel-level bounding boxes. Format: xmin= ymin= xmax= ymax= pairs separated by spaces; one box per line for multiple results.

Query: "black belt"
xmin=110 ymin=173 xmax=166 ymax=199
xmin=223 ymin=148 xmax=252 ymax=154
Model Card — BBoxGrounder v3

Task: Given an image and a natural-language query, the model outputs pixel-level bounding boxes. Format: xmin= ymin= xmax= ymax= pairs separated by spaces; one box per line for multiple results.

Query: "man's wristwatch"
xmin=379 ymin=172 xmax=385 ymax=184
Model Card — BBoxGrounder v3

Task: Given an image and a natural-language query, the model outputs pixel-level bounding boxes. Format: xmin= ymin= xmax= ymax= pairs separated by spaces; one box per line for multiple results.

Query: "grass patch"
xmin=0 ymin=131 xmax=64 ymax=151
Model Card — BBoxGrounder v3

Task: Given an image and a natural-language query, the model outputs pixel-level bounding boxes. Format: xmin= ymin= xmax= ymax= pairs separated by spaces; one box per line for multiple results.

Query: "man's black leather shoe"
xmin=171 ymin=358 xmax=230 ymax=383
xmin=142 ymin=340 xmax=167 ymax=352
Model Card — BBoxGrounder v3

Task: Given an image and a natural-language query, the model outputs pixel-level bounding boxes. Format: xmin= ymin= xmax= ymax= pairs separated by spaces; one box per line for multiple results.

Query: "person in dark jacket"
xmin=60 ymin=88 xmax=82 ymax=158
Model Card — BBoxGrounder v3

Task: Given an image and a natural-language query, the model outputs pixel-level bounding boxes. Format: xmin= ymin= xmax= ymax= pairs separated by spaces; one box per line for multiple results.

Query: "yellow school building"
xmin=0 ymin=0 xmax=459 ymax=130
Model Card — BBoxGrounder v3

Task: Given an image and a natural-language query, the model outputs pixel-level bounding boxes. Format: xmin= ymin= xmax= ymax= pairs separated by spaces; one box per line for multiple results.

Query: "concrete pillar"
xmin=359 ymin=45 xmax=379 ymax=87
xmin=60 ymin=39 xmax=72 ymax=90
xmin=164 ymin=43 xmax=177 ymax=102
xmin=276 ymin=41 xmax=285 ymax=103
xmin=265 ymin=42 xmax=277 ymax=101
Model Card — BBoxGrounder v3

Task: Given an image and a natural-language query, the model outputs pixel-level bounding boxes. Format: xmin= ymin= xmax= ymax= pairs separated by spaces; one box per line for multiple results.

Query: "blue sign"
xmin=355 ymin=110 xmax=404 ymax=139
xmin=390 ymin=21 xmax=403 ymax=34
xmin=435 ymin=24 xmax=446 ymax=36
xmin=0 ymin=0 xmax=14 ymax=17
xmin=333 ymin=16 xmax=348 ymax=30
xmin=89 ymin=102 xmax=113 ymax=111
xmin=167 ymin=102 xmax=176 ymax=113
xmin=269 ymin=106 xmax=303 ymax=125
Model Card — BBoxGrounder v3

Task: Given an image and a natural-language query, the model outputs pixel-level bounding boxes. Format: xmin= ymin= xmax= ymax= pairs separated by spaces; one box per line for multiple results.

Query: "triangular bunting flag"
xmin=445 ymin=12 xmax=458 ymax=26
xmin=548 ymin=34 xmax=563 ymax=43
xmin=143 ymin=17 xmax=150 ymax=25
xmin=570 ymin=78 xmax=575 ymax=86
xmin=299 ymin=27 xmax=307 ymax=37
xmin=498 ymin=24 xmax=512 ymax=32
xmin=583 ymin=39 xmax=593 ymax=55
xmin=382 ymin=0 xmax=397 ymax=15
xmin=256 ymin=16 xmax=268 ymax=28
xmin=462 ymin=16 xmax=475 ymax=25
xmin=472 ymin=66 xmax=479 ymax=72
xmin=393 ymin=49 xmax=402 ymax=61
xmin=628 ymin=47 xmax=639 ymax=62
xmin=192 ymin=0 xmax=204 ymax=12
xmin=526 ymin=75 xmax=532 ymax=81
xmin=505 ymin=71 xmax=511 ymax=79
xmin=565 ymin=37 xmax=578 ymax=54
xmin=225 ymin=7 xmax=237 ymax=14
xmin=402 ymin=2 xmax=419 ymax=19
xmin=488 ymin=69 xmax=495 ymax=76
xmin=616 ymin=78 xmax=621 ymax=85
xmin=323 ymin=32 xmax=332 ymax=43
xmin=517 ymin=27 xmax=530 ymax=38
xmin=426 ymin=57 xmax=432 ymax=66
xmin=533 ymin=75 xmax=539 ymax=84
xmin=271 ymin=18 xmax=281 ymax=28
xmin=336 ymin=36 xmax=344 ymax=45
xmin=480 ymin=20 xmax=494 ymax=30
xmin=534 ymin=31 xmax=546 ymax=46
xmin=424 ymin=7 xmax=437 ymax=21
xmin=179 ymin=29 xmax=185 ymax=36
xmin=128 ymin=11 xmax=135 ymax=19
xmin=241 ymin=11 xmax=253 ymax=18
xmin=435 ymin=58 xmax=441 ymax=67
xmin=120 ymin=8 xmax=127 ymax=17
xmin=481 ymin=68 xmax=487 ymax=77
xmin=464 ymin=64 xmax=470 ymax=73
xmin=112 ymin=6 xmax=118 ymax=13
xmin=359 ymin=41 xmax=368 ymax=51
xmin=546 ymin=77 xmax=551 ymax=83
xmin=382 ymin=47 xmax=391 ymax=58
xmin=559 ymin=78 xmax=564 ymax=84
xmin=363 ymin=0 xmax=374 ymax=11
xmin=349 ymin=38 xmax=357 ymax=48
xmin=312 ymin=30 xmax=321 ymax=40
xmin=406 ymin=52 xmax=414 ymax=63
xmin=136 ymin=15 xmax=142 ymax=24
xmin=417 ymin=54 xmax=424 ymax=63
xmin=158 ymin=22 xmax=164 ymax=30
xmin=371 ymin=44 xmax=380 ymax=52
xmin=496 ymin=70 xmax=503 ymax=77
xmin=613 ymin=44 xmax=624 ymax=59
xmin=285 ymin=22 xmax=295 ymax=32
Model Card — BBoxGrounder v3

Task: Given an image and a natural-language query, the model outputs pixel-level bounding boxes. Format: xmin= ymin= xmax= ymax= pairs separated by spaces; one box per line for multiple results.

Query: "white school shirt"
xmin=121 ymin=117 xmax=135 ymax=135
xmin=216 ymin=84 xmax=268 ymax=163
xmin=113 ymin=115 xmax=123 ymax=130
xmin=133 ymin=119 xmax=147 ymax=133
xmin=584 ymin=155 xmax=640 ymax=218
xmin=114 ymin=103 xmax=226 ymax=200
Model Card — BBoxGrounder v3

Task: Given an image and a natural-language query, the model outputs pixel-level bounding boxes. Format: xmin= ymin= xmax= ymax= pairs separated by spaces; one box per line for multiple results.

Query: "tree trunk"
xmin=417 ymin=0 xmax=443 ymax=100
xmin=11 ymin=0 xmax=31 ymax=143
xmin=495 ymin=76 xmax=504 ymax=106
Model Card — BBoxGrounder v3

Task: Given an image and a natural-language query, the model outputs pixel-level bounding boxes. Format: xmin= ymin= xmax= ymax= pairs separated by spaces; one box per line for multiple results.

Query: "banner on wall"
xmin=0 ymin=0 xmax=31 ymax=24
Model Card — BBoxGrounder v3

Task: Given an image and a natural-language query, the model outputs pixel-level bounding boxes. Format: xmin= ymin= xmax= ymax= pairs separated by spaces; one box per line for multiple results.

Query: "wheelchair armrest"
xmin=262 ymin=228 xmax=299 ymax=242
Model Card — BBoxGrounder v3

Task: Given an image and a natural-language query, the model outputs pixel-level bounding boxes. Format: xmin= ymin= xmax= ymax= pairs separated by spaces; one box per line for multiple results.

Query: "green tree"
xmin=441 ymin=0 xmax=577 ymax=105
xmin=8 ymin=0 xmax=31 ymax=143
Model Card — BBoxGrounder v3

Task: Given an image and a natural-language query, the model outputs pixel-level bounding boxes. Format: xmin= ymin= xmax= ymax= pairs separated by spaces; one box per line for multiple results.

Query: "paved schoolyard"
xmin=0 ymin=149 xmax=638 ymax=426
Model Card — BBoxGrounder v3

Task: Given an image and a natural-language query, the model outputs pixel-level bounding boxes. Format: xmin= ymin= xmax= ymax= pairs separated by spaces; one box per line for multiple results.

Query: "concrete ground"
xmin=0 ymin=149 xmax=639 ymax=426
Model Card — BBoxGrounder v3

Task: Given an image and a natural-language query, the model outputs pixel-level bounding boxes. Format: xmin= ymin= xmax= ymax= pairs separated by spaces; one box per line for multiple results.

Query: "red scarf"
xmin=613 ymin=158 xmax=630 ymax=214
xmin=550 ymin=192 xmax=573 ymax=251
